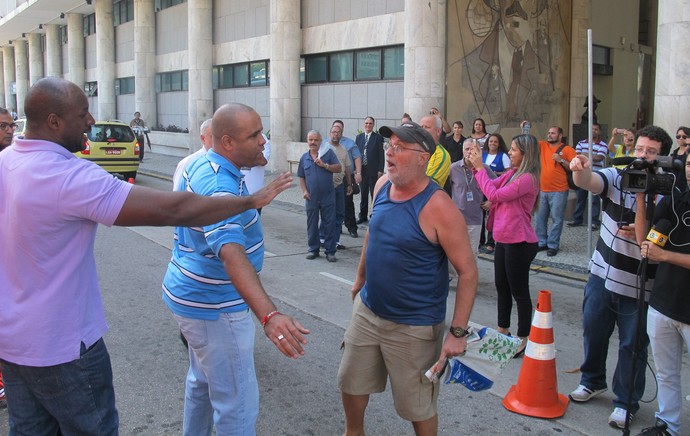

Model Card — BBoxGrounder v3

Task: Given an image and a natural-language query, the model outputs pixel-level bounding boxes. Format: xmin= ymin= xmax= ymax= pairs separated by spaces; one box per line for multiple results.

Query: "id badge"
xmin=466 ymin=192 xmax=474 ymax=202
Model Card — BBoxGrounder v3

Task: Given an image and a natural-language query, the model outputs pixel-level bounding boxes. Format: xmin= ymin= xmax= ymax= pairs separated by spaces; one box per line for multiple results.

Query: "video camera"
xmin=618 ymin=156 xmax=681 ymax=195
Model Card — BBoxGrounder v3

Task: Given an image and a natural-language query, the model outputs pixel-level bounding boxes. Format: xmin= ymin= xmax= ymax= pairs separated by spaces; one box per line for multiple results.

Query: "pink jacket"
xmin=475 ymin=168 xmax=538 ymax=244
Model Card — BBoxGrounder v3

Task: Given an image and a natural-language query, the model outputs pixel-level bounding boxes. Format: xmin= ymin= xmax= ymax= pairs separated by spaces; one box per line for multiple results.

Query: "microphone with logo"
xmin=643 ymin=218 xmax=672 ymax=259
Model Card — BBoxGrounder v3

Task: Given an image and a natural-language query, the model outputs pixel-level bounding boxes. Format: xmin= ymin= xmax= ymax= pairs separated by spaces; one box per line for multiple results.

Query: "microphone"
xmin=611 ymin=156 xmax=635 ymax=166
xmin=612 ymin=156 xmax=684 ymax=171
xmin=645 ymin=218 xmax=672 ymax=249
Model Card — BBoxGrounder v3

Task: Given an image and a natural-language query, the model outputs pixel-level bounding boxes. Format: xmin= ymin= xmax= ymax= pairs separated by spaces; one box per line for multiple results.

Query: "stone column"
xmin=0 ymin=54 xmax=5 ymax=108
xmin=67 ymin=13 xmax=85 ymax=89
xmin=3 ymin=45 xmax=16 ymax=111
xmin=402 ymin=0 xmax=446 ymax=122
xmin=187 ymin=0 xmax=213 ymax=152
xmin=134 ymin=0 xmax=156 ymax=128
xmin=45 ymin=25 xmax=62 ymax=78
xmin=654 ymin=0 xmax=690 ymax=135
xmin=14 ymin=40 xmax=28 ymax=116
xmin=28 ymin=33 xmax=44 ymax=86
xmin=270 ymin=0 xmax=301 ymax=171
xmin=568 ymin=1 xmax=590 ymax=141
xmin=96 ymin=0 xmax=116 ymax=120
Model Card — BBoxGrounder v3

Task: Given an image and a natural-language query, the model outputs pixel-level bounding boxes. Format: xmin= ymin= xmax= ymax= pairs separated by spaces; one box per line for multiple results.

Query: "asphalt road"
xmin=1 ymin=173 xmax=687 ymax=435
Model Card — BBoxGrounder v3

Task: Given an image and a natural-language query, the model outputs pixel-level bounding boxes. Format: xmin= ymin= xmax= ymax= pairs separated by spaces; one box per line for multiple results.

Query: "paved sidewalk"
xmin=138 ymin=152 xmax=596 ymax=281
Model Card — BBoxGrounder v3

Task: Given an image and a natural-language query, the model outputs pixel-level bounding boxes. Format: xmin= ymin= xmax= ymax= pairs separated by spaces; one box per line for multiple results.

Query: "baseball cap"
xmin=379 ymin=121 xmax=437 ymax=154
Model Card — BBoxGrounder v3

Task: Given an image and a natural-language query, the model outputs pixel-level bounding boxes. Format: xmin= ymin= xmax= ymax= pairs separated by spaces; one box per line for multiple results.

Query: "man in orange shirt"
xmin=534 ymin=125 xmax=576 ymax=256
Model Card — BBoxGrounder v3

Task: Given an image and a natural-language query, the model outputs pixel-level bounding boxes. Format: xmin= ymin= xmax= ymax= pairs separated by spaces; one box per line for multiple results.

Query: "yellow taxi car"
xmin=74 ymin=121 xmax=140 ymax=180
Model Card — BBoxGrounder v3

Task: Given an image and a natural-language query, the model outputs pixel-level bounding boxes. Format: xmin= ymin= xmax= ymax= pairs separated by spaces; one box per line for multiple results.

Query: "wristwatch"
xmin=449 ymin=325 xmax=470 ymax=338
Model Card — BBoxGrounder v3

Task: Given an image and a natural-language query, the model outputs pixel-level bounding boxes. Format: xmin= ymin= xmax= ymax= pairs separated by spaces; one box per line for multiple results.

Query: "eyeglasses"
xmin=383 ymin=142 xmax=427 ymax=154
xmin=676 ymin=135 xmax=688 ymax=140
xmin=634 ymin=147 xmax=659 ymax=157
xmin=0 ymin=122 xmax=17 ymax=131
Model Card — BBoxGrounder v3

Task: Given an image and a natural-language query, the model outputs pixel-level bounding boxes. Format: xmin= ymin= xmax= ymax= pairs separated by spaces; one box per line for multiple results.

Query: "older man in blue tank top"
xmin=337 ymin=121 xmax=478 ymax=436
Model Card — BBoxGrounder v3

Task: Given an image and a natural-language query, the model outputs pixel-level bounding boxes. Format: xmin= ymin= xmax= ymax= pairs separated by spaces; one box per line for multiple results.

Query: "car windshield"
xmin=88 ymin=125 xmax=135 ymax=143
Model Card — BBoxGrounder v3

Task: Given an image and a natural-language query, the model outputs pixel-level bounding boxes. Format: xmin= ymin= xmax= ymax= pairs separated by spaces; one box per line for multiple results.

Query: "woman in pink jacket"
xmin=467 ymin=134 xmax=540 ymax=357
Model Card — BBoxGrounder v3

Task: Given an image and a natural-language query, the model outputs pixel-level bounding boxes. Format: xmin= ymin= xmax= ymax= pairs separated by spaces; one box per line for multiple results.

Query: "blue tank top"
xmin=360 ymin=180 xmax=449 ymax=325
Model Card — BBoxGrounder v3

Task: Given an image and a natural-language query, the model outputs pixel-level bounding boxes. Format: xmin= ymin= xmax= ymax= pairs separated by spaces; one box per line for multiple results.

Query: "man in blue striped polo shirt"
xmin=162 ymin=103 xmax=310 ymax=435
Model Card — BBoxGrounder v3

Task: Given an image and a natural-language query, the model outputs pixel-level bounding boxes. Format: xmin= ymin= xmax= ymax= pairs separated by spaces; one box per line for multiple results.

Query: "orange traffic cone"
xmin=503 ymin=290 xmax=569 ymax=418
xmin=128 ymin=177 xmax=135 ymax=184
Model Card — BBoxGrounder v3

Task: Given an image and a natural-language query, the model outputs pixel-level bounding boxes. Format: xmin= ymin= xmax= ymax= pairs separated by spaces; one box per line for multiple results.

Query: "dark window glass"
xmin=383 ymin=46 xmax=404 ymax=79
xmin=233 ymin=64 xmax=249 ymax=87
xmin=306 ymin=56 xmax=327 ymax=83
xmin=329 ymin=52 xmax=353 ymax=82
xmin=355 ymin=49 xmax=381 ymax=81
xmin=171 ymin=71 xmax=182 ymax=91
xmin=250 ymin=61 xmax=267 ymax=87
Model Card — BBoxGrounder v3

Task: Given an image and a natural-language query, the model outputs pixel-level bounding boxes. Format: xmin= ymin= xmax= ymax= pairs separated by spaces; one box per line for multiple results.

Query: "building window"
xmin=355 ymin=50 xmax=381 ymax=81
xmin=83 ymin=13 xmax=96 ymax=36
xmin=114 ymin=0 xmax=134 ymax=26
xmin=383 ymin=46 xmax=404 ymax=79
xmin=84 ymin=81 xmax=98 ymax=97
xmin=155 ymin=70 xmax=189 ymax=92
xmin=214 ymin=61 xmax=270 ymax=89
xmin=155 ymin=0 xmax=186 ymax=11
xmin=60 ymin=26 xmax=68 ymax=45
xmin=250 ymin=61 xmax=268 ymax=87
xmin=305 ymin=55 xmax=327 ymax=83
xmin=115 ymin=77 xmax=135 ymax=95
xmin=302 ymin=45 xmax=404 ymax=84
xmin=329 ymin=52 xmax=353 ymax=82
xmin=40 ymin=34 xmax=46 ymax=53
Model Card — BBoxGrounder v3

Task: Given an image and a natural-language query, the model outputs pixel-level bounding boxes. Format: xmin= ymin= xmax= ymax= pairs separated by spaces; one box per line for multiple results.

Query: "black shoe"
xmin=336 ymin=242 xmax=346 ymax=250
xmin=326 ymin=253 xmax=337 ymax=263
xmin=637 ymin=418 xmax=671 ymax=435
xmin=356 ymin=217 xmax=368 ymax=224
xmin=349 ymin=229 xmax=358 ymax=238
xmin=546 ymin=248 xmax=559 ymax=257
xmin=306 ymin=251 xmax=319 ymax=260
xmin=591 ymin=224 xmax=600 ymax=231
xmin=537 ymin=245 xmax=548 ymax=252
xmin=567 ymin=221 xmax=583 ymax=227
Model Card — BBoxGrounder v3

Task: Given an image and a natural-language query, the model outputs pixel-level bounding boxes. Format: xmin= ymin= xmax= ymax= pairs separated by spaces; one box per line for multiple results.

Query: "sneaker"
xmin=326 ymin=253 xmax=337 ymax=262
xmin=569 ymin=384 xmax=607 ymax=402
xmin=567 ymin=221 xmax=583 ymax=227
xmin=637 ymin=418 xmax=671 ymax=435
xmin=537 ymin=245 xmax=548 ymax=252
xmin=546 ymin=248 xmax=559 ymax=257
xmin=336 ymin=242 xmax=346 ymax=250
xmin=608 ymin=407 xmax=633 ymax=429
xmin=305 ymin=251 xmax=319 ymax=260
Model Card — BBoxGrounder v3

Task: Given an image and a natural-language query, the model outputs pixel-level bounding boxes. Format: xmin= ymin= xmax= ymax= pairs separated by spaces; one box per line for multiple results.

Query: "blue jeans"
xmin=174 ymin=310 xmax=258 ymax=436
xmin=579 ymin=274 xmax=648 ymax=413
xmin=307 ymin=199 xmax=336 ymax=254
xmin=647 ymin=307 xmax=690 ymax=435
xmin=1 ymin=338 xmax=119 ymax=436
xmin=535 ymin=190 xmax=568 ymax=249
xmin=572 ymin=188 xmax=601 ymax=225
xmin=320 ymin=183 xmax=345 ymax=242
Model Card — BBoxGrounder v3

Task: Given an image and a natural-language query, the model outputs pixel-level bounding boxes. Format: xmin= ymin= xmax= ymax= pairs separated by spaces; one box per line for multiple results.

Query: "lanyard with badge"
xmin=464 ymin=165 xmax=475 ymax=202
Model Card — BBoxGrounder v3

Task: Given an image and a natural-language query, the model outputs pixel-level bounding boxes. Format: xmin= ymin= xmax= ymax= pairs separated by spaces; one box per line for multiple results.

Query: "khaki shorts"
xmin=337 ymin=295 xmax=444 ymax=422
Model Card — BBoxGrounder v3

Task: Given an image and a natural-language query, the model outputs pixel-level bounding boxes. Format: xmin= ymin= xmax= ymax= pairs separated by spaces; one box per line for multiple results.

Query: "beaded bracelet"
xmin=261 ymin=310 xmax=281 ymax=327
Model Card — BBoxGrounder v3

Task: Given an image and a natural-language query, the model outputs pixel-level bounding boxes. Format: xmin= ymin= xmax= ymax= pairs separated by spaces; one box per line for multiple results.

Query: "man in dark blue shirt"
xmin=298 ymin=130 xmax=342 ymax=262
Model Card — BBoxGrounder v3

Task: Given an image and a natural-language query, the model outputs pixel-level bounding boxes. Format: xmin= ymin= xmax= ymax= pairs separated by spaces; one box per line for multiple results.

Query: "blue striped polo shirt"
xmin=162 ymin=149 xmax=262 ymax=319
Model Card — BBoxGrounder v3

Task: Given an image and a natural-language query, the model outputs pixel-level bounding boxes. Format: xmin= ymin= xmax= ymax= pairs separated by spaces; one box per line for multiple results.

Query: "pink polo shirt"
xmin=475 ymin=168 xmax=538 ymax=244
xmin=0 ymin=138 xmax=132 ymax=366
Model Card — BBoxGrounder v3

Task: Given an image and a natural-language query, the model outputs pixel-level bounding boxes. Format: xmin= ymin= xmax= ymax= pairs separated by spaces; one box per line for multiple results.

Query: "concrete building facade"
xmin=0 ymin=0 xmax=680 ymax=170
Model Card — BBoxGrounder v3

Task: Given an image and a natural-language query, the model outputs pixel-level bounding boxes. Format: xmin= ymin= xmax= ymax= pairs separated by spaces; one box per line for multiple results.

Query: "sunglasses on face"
xmin=676 ymin=135 xmax=688 ymax=140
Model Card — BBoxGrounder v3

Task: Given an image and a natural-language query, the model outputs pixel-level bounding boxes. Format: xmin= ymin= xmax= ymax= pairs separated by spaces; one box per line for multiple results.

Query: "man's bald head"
xmin=23 ymin=77 xmax=94 ymax=152
xmin=211 ymin=103 xmax=266 ymax=168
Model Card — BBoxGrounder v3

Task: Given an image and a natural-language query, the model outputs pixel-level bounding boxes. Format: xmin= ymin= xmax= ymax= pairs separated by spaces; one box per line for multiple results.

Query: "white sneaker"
xmin=569 ymin=384 xmax=607 ymax=402
xmin=608 ymin=407 xmax=633 ymax=429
